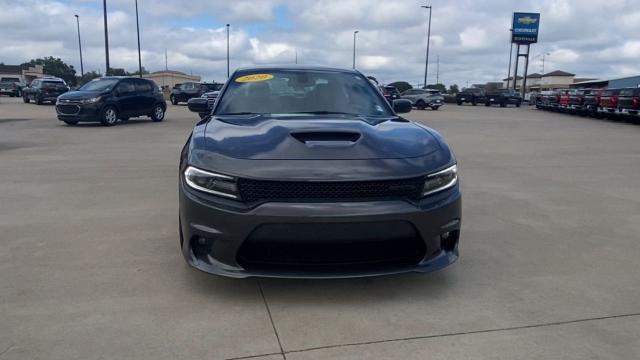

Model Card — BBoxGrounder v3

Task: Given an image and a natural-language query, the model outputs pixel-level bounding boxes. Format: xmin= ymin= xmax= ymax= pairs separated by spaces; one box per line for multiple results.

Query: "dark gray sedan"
xmin=179 ymin=66 xmax=461 ymax=278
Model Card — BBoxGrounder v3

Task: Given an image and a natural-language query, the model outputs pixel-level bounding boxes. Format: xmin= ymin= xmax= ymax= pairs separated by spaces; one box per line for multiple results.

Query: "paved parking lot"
xmin=1 ymin=96 xmax=639 ymax=359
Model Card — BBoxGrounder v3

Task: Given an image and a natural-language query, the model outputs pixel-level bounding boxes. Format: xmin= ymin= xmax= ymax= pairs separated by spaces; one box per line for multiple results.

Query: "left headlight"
xmin=79 ymin=96 xmax=101 ymax=103
xmin=183 ymin=166 xmax=239 ymax=199
xmin=422 ymin=164 xmax=458 ymax=197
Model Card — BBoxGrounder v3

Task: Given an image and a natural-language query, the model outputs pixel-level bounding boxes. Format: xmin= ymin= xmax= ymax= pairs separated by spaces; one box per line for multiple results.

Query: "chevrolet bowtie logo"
xmin=518 ymin=16 xmax=537 ymax=25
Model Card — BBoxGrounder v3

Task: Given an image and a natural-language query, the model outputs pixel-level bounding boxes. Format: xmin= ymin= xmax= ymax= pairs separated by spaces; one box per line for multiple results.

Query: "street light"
xmin=74 ymin=14 xmax=84 ymax=77
xmin=533 ymin=52 xmax=551 ymax=74
xmin=103 ymin=0 xmax=110 ymax=75
xmin=421 ymin=3 xmax=432 ymax=89
xmin=134 ymin=0 xmax=142 ymax=77
xmin=226 ymin=24 xmax=230 ymax=79
xmin=352 ymin=30 xmax=359 ymax=69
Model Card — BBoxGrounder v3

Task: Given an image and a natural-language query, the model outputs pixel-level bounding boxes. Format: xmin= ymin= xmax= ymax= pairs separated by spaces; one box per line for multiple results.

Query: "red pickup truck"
xmin=617 ymin=88 xmax=640 ymax=123
xmin=598 ymin=88 xmax=622 ymax=119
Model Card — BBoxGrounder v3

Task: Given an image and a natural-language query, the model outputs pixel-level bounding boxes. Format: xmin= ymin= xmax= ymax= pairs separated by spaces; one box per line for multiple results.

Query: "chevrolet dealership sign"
xmin=512 ymin=12 xmax=540 ymax=44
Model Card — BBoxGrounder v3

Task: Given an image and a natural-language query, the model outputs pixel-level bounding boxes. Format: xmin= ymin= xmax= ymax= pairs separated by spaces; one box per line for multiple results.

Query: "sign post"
xmin=510 ymin=12 xmax=540 ymax=98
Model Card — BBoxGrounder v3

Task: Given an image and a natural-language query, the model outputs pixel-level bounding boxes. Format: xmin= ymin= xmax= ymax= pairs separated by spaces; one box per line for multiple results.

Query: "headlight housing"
xmin=422 ymin=164 xmax=458 ymax=197
xmin=80 ymin=96 xmax=101 ymax=103
xmin=183 ymin=166 xmax=239 ymax=199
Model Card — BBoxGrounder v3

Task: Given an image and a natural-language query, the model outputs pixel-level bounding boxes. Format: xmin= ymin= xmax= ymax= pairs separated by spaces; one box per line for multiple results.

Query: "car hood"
xmin=58 ymin=90 xmax=106 ymax=100
xmin=202 ymin=116 xmax=441 ymax=160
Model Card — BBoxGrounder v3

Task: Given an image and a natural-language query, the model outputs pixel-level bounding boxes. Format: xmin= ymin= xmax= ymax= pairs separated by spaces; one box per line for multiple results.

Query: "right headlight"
xmin=422 ymin=164 xmax=458 ymax=197
xmin=183 ymin=166 xmax=239 ymax=199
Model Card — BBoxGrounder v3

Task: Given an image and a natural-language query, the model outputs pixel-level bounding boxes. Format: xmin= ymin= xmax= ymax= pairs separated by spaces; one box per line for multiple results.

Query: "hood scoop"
xmin=290 ymin=131 xmax=361 ymax=147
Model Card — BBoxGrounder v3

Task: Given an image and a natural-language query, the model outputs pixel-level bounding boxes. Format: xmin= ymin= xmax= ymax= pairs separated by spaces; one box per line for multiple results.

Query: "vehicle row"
xmin=170 ymin=82 xmax=223 ymax=105
xmin=532 ymin=88 xmax=640 ymax=122
xmin=455 ymin=88 xmax=523 ymax=107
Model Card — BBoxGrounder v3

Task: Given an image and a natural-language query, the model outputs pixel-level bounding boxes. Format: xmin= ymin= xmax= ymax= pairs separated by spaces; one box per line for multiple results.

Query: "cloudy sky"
xmin=1 ymin=0 xmax=639 ymax=87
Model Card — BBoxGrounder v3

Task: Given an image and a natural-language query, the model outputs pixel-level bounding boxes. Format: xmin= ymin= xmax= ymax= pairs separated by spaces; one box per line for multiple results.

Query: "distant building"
xmin=572 ymin=75 xmax=640 ymax=89
xmin=0 ymin=64 xmax=44 ymax=83
xmin=503 ymin=70 xmax=575 ymax=92
xmin=143 ymin=70 xmax=201 ymax=89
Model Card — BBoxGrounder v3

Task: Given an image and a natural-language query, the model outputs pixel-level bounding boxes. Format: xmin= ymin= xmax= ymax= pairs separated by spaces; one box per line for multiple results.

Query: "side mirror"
xmin=393 ymin=99 xmax=412 ymax=114
xmin=187 ymin=97 xmax=210 ymax=114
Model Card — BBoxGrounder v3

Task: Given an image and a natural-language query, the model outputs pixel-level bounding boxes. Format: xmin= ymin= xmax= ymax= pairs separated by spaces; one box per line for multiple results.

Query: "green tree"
xmin=448 ymin=84 xmax=460 ymax=94
xmin=77 ymin=71 xmax=102 ymax=86
xmin=426 ymin=83 xmax=446 ymax=93
xmin=21 ymin=57 xmax=77 ymax=85
xmin=129 ymin=66 xmax=150 ymax=76
xmin=388 ymin=81 xmax=412 ymax=93
xmin=108 ymin=68 xmax=127 ymax=76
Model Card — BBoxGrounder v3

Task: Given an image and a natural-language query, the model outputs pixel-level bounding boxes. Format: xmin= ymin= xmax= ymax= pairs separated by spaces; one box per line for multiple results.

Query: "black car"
xmin=55 ymin=77 xmax=166 ymax=126
xmin=23 ymin=77 xmax=69 ymax=104
xmin=179 ymin=66 xmax=461 ymax=278
xmin=170 ymin=82 xmax=223 ymax=105
xmin=456 ymin=88 xmax=485 ymax=105
xmin=485 ymin=89 xmax=522 ymax=107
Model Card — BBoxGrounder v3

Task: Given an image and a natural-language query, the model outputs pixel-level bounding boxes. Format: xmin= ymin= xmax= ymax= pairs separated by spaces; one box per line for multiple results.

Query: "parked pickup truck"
xmin=455 ymin=88 xmax=484 ymax=105
xmin=617 ymin=88 xmax=640 ymax=122
xmin=582 ymin=88 xmax=603 ymax=118
xmin=485 ymin=89 xmax=522 ymax=107
xmin=598 ymin=88 xmax=622 ymax=119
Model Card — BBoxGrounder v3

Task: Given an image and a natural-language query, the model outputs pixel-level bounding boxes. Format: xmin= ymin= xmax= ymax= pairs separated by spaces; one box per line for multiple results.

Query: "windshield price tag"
xmin=235 ymin=74 xmax=274 ymax=83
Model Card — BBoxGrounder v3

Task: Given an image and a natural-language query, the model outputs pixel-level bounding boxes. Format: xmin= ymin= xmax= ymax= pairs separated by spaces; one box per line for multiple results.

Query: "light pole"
xmin=134 ymin=0 xmax=142 ymax=77
xmin=532 ymin=52 xmax=550 ymax=74
xmin=102 ymin=0 xmax=110 ymax=75
xmin=74 ymin=15 xmax=84 ymax=77
xmin=421 ymin=4 xmax=432 ymax=89
xmin=226 ymin=24 xmax=230 ymax=79
xmin=352 ymin=30 xmax=359 ymax=69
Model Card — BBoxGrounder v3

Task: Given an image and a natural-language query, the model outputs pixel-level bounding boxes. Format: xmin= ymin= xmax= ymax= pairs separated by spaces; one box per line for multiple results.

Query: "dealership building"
xmin=142 ymin=70 xmax=201 ymax=90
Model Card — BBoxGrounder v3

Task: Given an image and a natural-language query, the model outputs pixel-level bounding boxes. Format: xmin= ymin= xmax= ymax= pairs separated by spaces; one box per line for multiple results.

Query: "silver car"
xmin=401 ymin=89 xmax=444 ymax=110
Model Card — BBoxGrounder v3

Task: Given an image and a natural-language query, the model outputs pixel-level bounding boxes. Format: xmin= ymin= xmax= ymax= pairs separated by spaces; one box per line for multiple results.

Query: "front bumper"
xmin=179 ymin=179 xmax=461 ymax=278
xmin=56 ymin=102 xmax=102 ymax=122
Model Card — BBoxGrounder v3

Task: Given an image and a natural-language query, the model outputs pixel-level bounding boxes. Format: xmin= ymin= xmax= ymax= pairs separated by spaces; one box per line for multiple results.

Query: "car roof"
xmin=234 ymin=65 xmax=358 ymax=74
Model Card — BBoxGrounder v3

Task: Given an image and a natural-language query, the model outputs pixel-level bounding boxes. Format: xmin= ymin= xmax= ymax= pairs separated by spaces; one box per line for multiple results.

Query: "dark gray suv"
xmin=179 ymin=66 xmax=461 ymax=278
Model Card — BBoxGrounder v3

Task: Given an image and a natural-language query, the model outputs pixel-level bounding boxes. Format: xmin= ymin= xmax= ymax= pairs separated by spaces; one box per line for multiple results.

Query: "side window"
xmin=134 ymin=79 xmax=152 ymax=93
xmin=116 ymin=80 xmax=135 ymax=94
xmin=31 ymin=80 xmax=39 ymax=88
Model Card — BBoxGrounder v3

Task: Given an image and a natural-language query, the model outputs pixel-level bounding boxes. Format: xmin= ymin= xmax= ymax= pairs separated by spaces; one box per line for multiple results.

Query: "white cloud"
xmin=1 ymin=0 xmax=639 ymax=87
xmin=459 ymin=27 xmax=489 ymax=50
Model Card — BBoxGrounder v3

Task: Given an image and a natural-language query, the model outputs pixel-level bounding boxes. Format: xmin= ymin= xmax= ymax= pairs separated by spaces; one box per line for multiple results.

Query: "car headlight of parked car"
xmin=423 ymin=164 xmax=458 ymax=197
xmin=79 ymin=96 xmax=102 ymax=103
xmin=184 ymin=166 xmax=239 ymax=199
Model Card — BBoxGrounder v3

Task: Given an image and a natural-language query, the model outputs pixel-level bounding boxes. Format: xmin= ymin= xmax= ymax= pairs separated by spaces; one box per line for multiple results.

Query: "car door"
xmin=134 ymin=79 xmax=154 ymax=115
xmin=114 ymin=79 xmax=137 ymax=117
xmin=402 ymin=90 xmax=415 ymax=103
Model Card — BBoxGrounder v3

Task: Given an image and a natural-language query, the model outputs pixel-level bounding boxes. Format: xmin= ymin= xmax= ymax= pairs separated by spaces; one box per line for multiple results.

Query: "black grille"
xmin=237 ymin=221 xmax=426 ymax=272
xmin=57 ymin=104 xmax=79 ymax=114
xmin=237 ymin=177 xmax=425 ymax=202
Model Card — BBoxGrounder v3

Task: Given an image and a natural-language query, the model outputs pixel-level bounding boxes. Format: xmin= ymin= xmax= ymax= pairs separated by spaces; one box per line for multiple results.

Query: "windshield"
xmin=79 ymin=78 xmax=120 ymax=91
xmin=215 ymin=70 xmax=393 ymax=117
xmin=42 ymin=81 xmax=67 ymax=89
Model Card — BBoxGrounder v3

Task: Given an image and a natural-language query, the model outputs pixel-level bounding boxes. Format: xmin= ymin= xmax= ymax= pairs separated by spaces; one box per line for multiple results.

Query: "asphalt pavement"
xmin=1 ymin=96 xmax=639 ymax=359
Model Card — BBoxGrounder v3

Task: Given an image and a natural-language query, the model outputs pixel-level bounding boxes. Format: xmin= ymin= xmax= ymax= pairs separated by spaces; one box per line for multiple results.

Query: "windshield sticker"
xmin=235 ymin=74 xmax=274 ymax=83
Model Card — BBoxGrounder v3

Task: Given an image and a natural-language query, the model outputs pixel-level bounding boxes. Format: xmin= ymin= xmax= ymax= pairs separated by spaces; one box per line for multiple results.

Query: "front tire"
xmin=23 ymin=95 xmax=30 ymax=103
xmin=416 ymin=100 xmax=426 ymax=110
xmin=471 ymin=101 xmax=477 ymax=106
xmin=456 ymin=101 xmax=462 ymax=105
xmin=516 ymin=102 xmax=521 ymax=108
xmin=431 ymin=106 xmax=440 ymax=110
xmin=170 ymin=95 xmax=177 ymax=105
xmin=151 ymin=104 xmax=165 ymax=122
xmin=101 ymin=105 xmax=118 ymax=126
xmin=35 ymin=95 xmax=43 ymax=105
xmin=63 ymin=120 xmax=78 ymax=126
